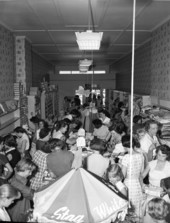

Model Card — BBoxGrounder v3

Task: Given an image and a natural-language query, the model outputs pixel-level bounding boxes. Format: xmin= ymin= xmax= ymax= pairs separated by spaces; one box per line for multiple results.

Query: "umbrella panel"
xmin=43 ymin=170 xmax=94 ymax=223
xmin=34 ymin=169 xmax=128 ymax=223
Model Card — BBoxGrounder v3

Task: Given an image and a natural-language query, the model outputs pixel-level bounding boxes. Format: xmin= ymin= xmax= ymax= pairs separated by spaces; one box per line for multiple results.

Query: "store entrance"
xmin=75 ymin=88 xmax=106 ymax=107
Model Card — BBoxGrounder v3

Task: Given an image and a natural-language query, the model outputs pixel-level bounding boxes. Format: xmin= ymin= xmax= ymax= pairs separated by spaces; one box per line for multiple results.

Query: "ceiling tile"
xmin=134 ymin=1 xmax=170 ymax=30
xmin=49 ymin=31 xmax=76 ymax=44
xmin=14 ymin=31 xmax=53 ymax=44
xmin=107 ymin=45 xmax=133 ymax=53
xmin=27 ymin=0 xmax=64 ymax=29
xmin=114 ymin=31 xmax=151 ymax=45
xmin=57 ymin=46 xmax=80 ymax=53
xmin=0 ymin=0 xmax=43 ymax=30
xmin=56 ymin=0 xmax=89 ymax=26
xmin=33 ymin=45 xmax=59 ymax=53
xmin=0 ymin=0 xmax=168 ymax=67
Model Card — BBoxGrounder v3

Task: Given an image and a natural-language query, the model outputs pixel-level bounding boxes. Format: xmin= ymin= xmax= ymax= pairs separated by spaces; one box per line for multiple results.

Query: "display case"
xmin=0 ymin=99 xmax=20 ymax=136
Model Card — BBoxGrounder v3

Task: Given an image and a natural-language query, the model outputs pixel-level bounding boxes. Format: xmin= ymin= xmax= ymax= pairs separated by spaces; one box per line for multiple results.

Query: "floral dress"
xmin=122 ymin=153 xmax=144 ymax=216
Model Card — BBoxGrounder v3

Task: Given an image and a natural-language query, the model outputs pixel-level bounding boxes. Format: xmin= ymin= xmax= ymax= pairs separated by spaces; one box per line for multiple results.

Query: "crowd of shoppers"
xmin=0 ymin=94 xmax=169 ymax=222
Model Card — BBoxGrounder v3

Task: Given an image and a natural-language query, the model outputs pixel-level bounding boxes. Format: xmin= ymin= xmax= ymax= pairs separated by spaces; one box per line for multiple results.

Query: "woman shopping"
xmin=143 ymin=144 xmax=170 ymax=200
xmin=121 ymin=135 xmax=144 ymax=219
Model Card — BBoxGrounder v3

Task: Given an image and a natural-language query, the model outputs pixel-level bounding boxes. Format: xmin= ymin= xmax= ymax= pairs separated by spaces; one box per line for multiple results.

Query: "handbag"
xmin=160 ymin=176 xmax=170 ymax=190
xmin=160 ymin=177 xmax=170 ymax=198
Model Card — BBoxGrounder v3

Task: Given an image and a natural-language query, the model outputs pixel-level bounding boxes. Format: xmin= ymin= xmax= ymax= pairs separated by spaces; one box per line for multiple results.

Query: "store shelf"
xmin=0 ymin=107 xmax=20 ymax=136
xmin=0 ymin=108 xmax=19 ymax=118
xmin=0 ymin=117 xmax=20 ymax=130
xmin=159 ymin=99 xmax=170 ymax=110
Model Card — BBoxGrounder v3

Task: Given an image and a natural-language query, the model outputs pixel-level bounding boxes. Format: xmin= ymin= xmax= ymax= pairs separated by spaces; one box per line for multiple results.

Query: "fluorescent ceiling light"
xmin=72 ymin=71 xmax=80 ymax=74
xmin=75 ymin=30 xmax=103 ymax=50
xmin=59 ymin=70 xmax=106 ymax=74
xmin=94 ymin=71 xmax=106 ymax=74
xmin=59 ymin=71 xmax=71 ymax=74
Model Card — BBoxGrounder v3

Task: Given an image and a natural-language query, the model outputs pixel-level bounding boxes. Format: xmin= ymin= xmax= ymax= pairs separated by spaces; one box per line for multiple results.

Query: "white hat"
xmin=77 ymin=128 xmax=85 ymax=137
xmin=64 ymin=114 xmax=73 ymax=121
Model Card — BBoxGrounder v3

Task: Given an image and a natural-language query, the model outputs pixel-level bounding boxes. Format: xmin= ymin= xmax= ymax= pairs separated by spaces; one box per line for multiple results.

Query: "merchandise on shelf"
xmin=40 ymin=88 xmax=58 ymax=120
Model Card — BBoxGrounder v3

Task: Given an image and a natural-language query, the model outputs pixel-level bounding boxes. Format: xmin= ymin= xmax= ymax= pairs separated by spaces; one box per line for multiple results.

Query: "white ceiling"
xmin=0 ymin=0 xmax=170 ymax=67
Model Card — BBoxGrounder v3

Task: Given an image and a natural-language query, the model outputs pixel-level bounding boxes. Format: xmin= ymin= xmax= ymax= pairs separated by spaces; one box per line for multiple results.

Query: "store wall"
xmin=151 ymin=20 xmax=170 ymax=101
xmin=113 ymin=40 xmax=151 ymax=95
xmin=0 ymin=21 xmax=55 ymax=101
xmin=114 ymin=19 xmax=170 ymax=104
xmin=51 ymin=65 xmax=116 ymax=109
xmin=15 ymin=36 xmax=33 ymax=94
xmin=0 ymin=24 xmax=15 ymax=101
xmin=32 ymin=51 xmax=55 ymax=87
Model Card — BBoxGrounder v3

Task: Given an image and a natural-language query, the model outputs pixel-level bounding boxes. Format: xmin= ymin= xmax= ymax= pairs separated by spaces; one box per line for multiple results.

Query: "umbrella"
xmin=33 ymin=168 xmax=128 ymax=223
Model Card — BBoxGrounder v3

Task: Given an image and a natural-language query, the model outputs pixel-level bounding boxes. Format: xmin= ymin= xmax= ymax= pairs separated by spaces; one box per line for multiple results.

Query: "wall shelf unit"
xmin=0 ymin=117 xmax=20 ymax=130
xmin=0 ymin=108 xmax=19 ymax=118
xmin=41 ymin=89 xmax=58 ymax=120
xmin=0 ymin=108 xmax=20 ymax=136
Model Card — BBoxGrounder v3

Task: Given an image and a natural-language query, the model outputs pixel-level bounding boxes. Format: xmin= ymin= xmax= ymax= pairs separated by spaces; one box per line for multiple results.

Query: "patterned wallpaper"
xmin=113 ymin=40 xmax=151 ymax=95
xmin=114 ymin=18 xmax=170 ymax=103
xmin=134 ymin=41 xmax=151 ymax=94
xmin=0 ymin=24 xmax=14 ymax=102
xmin=25 ymin=39 xmax=32 ymax=94
xmin=0 ymin=23 xmax=54 ymax=103
xmin=16 ymin=37 xmax=53 ymax=93
xmin=151 ymin=20 xmax=170 ymax=101
xmin=15 ymin=36 xmax=26 ymax=92
xmin=32 ymin=51 xmax=54 ymax=87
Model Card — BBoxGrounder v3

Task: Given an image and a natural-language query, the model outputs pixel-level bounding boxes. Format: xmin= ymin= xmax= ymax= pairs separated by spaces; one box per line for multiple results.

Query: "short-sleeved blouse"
xmin=149 ymin=160 xmax=170 ymax=187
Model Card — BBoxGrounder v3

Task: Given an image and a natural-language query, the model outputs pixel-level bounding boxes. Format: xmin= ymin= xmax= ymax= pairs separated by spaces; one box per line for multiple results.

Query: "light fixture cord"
xmin=129 ymin=0 xmax=136 ymax=208
xmin=91 ymin=50 xmax=94 ymax=101
xmin=88 ymin=0 xmax=91 ymax=30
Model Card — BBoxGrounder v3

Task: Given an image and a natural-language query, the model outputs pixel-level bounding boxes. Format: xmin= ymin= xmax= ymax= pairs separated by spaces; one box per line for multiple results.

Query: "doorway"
xmin=75 ymin=88 xmax=106 ymax=107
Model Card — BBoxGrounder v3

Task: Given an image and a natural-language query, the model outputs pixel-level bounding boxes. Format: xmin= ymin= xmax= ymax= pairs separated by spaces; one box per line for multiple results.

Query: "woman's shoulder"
xmin=149 ymin=159 xmax=157 ymax=168
xmin=165 ymin=161 xmax=170 ymax=169
xmin=122 ymin=153 xmax=130 ymax=164
xmin=149 ymin=159 xmax=156 ymax=164
xmin=100 ymin=125 xmax=109 ymax=131
xmin=22 ymin=132 xmax=29 ymax=139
